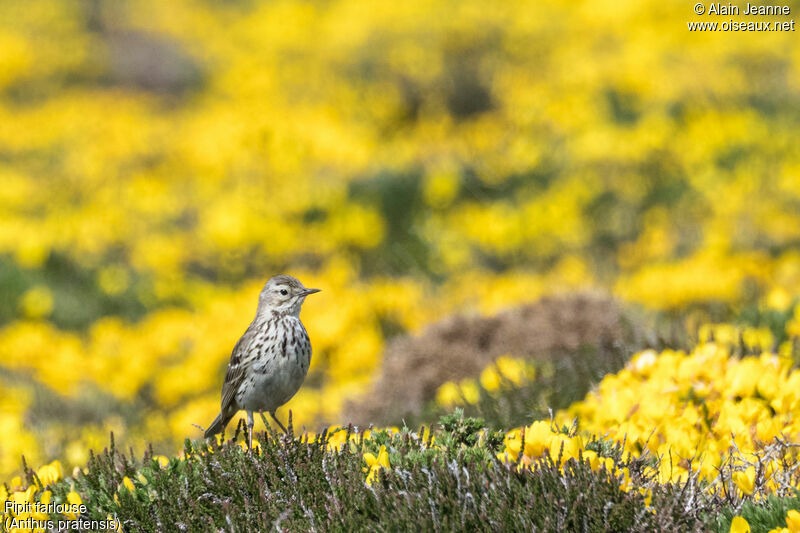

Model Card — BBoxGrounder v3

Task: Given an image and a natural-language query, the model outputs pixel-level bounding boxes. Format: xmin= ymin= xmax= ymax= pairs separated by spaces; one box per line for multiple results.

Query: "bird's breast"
xmin=238 ymin=316 xmax=311 ymax=411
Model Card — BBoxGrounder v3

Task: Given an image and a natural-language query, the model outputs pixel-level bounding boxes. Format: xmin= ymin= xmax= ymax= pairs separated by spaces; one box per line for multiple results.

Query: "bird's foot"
xmin=270 ymin=411 xmax=288 ymax=434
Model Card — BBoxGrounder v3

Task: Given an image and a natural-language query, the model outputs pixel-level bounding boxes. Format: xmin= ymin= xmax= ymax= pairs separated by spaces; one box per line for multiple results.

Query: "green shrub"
xmin=9 ymin=418 xmax=719 ymax=532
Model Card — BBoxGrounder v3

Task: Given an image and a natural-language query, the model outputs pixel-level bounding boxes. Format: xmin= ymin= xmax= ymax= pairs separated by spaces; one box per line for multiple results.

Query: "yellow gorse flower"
xmin=35 ymin=460 xmax=63 ymax=487
xmin=730 ymin=516 xmax=750 ymax=533
xmin=34 ymin=490 xmax=52 ymax=520
xmin=66 ymin=490 xmax=82 ymax=519
xmin=435 ymin=379 xmax=480 ymax=408
xmin=438 ymin=355 xmax=536 ymax=408
xmin=732 ymin=467 xmax=756 ymax=496
xmin=785 ymin=510 xmax=800 ymax=533
xmin=480 ymin=355 xmax=535 ymax=392
xmin=364 ymin=445 xmax=391 ymax=485
xmin=121 ymin=476 xmax=135 ymax=492
xmin=495 ymin=336 xmax=800 ymax=500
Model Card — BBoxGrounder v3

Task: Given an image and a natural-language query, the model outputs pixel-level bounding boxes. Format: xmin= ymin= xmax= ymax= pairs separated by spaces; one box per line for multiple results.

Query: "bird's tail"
xmin=204 ymin=411 xmax=230 ymax=439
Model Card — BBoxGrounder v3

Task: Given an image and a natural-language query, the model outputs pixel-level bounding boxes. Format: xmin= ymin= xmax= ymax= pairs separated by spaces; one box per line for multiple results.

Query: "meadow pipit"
xmin=205 ymin=275 xmax=320 ymax=449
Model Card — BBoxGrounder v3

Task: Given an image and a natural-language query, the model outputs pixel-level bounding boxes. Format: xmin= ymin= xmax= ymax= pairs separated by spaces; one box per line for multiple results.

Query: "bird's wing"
xmin=219 ymin=330 xmax=252 ymax=414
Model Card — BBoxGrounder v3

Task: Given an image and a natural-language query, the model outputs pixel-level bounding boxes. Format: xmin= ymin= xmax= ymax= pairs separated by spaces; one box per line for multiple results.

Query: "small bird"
xmin=204 ymin=275 xmax=320 ymax=449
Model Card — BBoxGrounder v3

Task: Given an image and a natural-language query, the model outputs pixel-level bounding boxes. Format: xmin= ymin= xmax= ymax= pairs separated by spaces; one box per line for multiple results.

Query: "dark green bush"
xmin=10 ymin=417 xmax=720 ymax=532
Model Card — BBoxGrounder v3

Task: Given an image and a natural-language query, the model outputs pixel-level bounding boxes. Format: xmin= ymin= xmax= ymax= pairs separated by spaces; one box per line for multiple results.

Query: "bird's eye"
xmin=280 ymin=289 xmax=288 ymax=296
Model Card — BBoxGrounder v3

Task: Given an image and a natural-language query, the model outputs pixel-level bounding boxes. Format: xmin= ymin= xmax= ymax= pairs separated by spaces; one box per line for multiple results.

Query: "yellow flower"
xmin=66 ymin=490 xmax=82 ymax=519
xmin=480 ymin=365 xmax=502 ymax=392
xmin=236 ymin=440 xmax=261 ymax=454
xmin=364 ymin=445 xmax=390 ymax=485
xmin=495 ymin=356 xmax=534 ymax=386
xmin=459 ymin=379 xmax=480 ymax=405
xmin=434 ymin=379 xmax=480 ymax=406
xmin=766 ymin=288 xmax=791 ymax=310
xmin=326 ymin=428 xmax=348 ymax=452
xmin=34 ymin=490 xmax=51 ymax=519
xmin=727 ymin=358 xmax=761 ymax=398
xmin=107 ymin=513 xmax=123 ymax=532
xmin=548 ymin=435 xmax=583 ymax=466
xmin=435 ymin=381 xmax=461 ymax=408
xmin=639 ymin=487 xmax=652 ymax=507
xmin=786 ymin=510 xmax=800 ymax=533
xmin=742 ymin=327 xmax=773 ymax=352
xmin=363 ymin=446 xmax=388 ymax=469
xmin=19 ymin=285 xmax=54 ymax=319
xmin=22 ymin=485 xmax=37 ymax=503
xmin=36 ymin=460 xmax=63 ymax=486
xmin=729 ymin=516 xmax=750 ymax=533
xmin=500 ymin=430 xmax=523 ymax=462
xmin=732 ymin=466 xmax=756 ymax=496
xmin=582 ymin=450 xmax=600 ymax=470
xmin=121 ymin=476 xmax=135 ymax=492
xmin=480 ymin=356 xmax=535 ymax=392
xmin=523 ymin=421 xmax=555 ymax=458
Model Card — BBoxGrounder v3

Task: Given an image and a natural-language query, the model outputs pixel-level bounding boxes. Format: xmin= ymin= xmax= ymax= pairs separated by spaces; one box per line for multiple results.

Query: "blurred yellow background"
xmin=1 ymin=0 xmax=799 ymax=480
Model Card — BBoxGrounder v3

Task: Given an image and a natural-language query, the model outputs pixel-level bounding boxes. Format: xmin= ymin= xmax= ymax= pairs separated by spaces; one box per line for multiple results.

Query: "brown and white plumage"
xmin=204 ymin=275 xmax=319 ymax=448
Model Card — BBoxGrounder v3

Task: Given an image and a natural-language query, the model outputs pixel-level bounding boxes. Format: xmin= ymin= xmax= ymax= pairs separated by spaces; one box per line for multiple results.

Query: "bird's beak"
xmin=303 ymin=288 xmax=321 ymax=296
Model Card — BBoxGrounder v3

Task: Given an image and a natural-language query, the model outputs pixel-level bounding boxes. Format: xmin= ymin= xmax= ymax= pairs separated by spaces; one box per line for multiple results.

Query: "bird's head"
xmin=257 ymin=275 xmax=320 ymax=317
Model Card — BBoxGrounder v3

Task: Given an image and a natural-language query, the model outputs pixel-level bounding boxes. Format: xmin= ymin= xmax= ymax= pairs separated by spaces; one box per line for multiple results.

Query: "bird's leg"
xmin=247 ymin=411 xmax=254 ymax=451
xmin=270 ymin=411 xmax=288 ymax=434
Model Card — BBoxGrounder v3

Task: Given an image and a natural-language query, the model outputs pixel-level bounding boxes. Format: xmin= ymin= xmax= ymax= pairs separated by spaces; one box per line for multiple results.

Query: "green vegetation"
xmin=10 ymin=415 xmax=713 ymax=532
